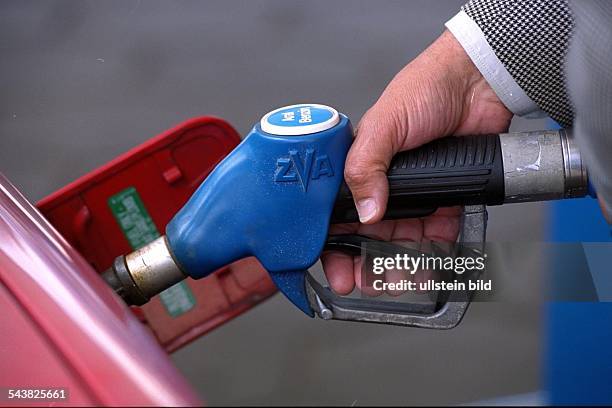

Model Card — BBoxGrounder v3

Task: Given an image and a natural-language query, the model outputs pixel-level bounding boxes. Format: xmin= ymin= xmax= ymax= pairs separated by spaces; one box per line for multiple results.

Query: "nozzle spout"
xmin=102 ymin=236 xmax=187 ymax=306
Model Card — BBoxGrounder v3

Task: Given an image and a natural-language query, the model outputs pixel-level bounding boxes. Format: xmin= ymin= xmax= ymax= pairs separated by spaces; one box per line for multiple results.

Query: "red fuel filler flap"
xmin=37 ymin=117 xmax=277 ymax=352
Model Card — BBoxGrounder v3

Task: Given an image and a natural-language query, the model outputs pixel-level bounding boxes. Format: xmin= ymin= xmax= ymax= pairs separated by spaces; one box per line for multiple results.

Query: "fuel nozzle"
xmin=102 ymin=236 xmax=186 ymax=306
xmin=101 ymin=103 xmax=591 ymax=321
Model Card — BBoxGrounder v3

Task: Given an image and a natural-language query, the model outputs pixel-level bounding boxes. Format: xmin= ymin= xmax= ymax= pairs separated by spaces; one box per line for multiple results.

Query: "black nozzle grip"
xmin=331 ymin=134 xmax=505 ymax=224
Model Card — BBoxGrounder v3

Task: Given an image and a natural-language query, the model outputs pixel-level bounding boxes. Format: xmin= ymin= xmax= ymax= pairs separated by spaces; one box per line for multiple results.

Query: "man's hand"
xmin=322 ymin=30 xmax=513 ymax=295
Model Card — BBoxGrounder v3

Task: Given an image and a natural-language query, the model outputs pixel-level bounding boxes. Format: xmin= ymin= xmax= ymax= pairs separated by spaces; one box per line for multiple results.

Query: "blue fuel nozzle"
xmin=105 ymin=114 xmax=592 ymax=328
xmin=166 ymin=104 xmax=353 ymax=315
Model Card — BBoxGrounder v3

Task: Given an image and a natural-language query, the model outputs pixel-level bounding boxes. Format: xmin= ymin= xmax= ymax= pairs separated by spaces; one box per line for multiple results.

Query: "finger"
xmin=414 ymin=239 xmax=435 ymax=295
xmin=423 ymin=207 xmax=461 ymax=242
xmin=390 ymin=218 xmax=424 ymax=242
xmin=321 ymin=251 xmax=355 ymax=295
xmin=384 ymin=267 xmax=409 ymax=297
xmin=357 ymin=219 xmax=396 ymax=241
xmin=431 ymin=206 xmax=462 ymax=217
xmin=354 ymin=255 xmax=383 ymax=297
xmin=357 ymin=220 xmax=401 ymax=295
xmin=328 ymin=222 xmax=359 ymax=235
xmin=344 ymin=108 xmax=399 ymax=224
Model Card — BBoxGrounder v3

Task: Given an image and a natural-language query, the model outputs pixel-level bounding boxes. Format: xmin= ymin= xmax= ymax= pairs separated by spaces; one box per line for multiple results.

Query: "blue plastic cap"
xmin=260 ymin=104 xmax=340 ymax=136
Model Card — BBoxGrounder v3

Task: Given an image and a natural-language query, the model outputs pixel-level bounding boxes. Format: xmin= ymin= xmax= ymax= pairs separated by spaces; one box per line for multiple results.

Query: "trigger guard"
xmin=306 ymin=205 xmax=488 ymax=329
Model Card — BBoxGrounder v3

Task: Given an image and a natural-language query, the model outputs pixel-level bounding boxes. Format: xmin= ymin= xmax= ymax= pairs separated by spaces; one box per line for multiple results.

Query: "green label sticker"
xmin=159 ymin=281 xmax=196 ymax=317
xmin=108 ymin=187 xmax=161 ymax=250
xmin=108 ymin=187 xmax=195 ymax=317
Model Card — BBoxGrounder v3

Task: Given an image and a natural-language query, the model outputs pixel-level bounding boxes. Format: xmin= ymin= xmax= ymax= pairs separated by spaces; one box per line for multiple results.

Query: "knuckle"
xmin=343 ymin=160 xmax=369 ymax=186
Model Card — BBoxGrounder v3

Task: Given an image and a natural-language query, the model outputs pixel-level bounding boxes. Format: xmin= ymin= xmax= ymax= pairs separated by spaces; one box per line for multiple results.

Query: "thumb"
xmin=344 ymin=108 xmax=401 ymax=224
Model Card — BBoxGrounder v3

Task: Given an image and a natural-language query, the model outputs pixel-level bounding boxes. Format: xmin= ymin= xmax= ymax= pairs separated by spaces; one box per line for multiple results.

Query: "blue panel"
xmin=550 ymin=197 xmax=611 ymax=242
xmin=546 ymin=303 xmax=612 ymax=405
xmin=546 ymin=120 xmax=612 ymax=403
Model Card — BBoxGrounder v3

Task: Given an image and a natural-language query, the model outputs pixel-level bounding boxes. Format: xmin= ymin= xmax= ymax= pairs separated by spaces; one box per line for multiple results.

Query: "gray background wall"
xmin=0 ymin=1 xmax=549 ymax=405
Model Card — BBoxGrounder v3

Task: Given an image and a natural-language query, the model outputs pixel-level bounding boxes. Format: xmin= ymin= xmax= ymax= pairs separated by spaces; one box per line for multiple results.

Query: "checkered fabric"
xmin=462 ymin=0 xmax=575 ymax=127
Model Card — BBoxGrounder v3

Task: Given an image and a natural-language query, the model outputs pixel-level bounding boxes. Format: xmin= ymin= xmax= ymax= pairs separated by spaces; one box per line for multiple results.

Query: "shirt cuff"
xmin=445 ymin=10 xmax=543 ymax=117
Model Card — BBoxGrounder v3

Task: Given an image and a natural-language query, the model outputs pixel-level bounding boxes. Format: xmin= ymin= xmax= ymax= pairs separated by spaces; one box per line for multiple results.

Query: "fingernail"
xmin=356 ymin=198 xmax=377 ymax=223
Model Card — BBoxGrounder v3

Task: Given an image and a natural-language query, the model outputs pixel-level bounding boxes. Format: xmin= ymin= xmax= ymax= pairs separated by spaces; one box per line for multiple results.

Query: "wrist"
xmin=439 ymin=30 xmax=483 ymax=86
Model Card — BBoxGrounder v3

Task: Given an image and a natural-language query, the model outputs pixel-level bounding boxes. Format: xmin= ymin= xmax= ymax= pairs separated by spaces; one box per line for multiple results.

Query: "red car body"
xmin=0 ymin=173 xmax=202 ymax=405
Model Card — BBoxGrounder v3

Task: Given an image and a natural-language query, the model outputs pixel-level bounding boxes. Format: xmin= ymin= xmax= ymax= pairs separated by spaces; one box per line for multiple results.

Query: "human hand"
xmin=322 ymin=30 xmax=513 ymax=295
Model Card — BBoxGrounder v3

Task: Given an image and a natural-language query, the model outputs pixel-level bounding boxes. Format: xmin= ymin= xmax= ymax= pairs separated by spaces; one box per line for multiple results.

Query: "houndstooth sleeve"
xmin=445 ymin=0 xmax=575 ymax=127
